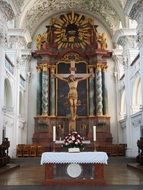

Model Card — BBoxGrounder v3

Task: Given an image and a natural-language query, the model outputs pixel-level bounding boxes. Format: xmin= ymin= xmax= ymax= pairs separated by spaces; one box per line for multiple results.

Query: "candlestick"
xmin=93 ymin=125 xmax=96 ymax=141
xmin=53 ymin=126 xmax=56 ymax=141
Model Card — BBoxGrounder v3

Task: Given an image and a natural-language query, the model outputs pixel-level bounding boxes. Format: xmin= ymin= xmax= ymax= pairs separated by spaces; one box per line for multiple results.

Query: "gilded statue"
xmin=35 ymin=33 xmax=47 ymax=50
xmin=53 ymin=73 xmax=91 ymax=121
xmin=97 ymin=33 xmax=107 ymax=50
xmin=35 ymin=34 xmax=42 ymax=50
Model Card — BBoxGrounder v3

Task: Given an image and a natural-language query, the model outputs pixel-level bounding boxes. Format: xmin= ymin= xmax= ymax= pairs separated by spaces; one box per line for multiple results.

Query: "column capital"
xmin=88 ymin=65 xmax=94 ymax=72
xmin=95 ymin=63 xmax=107 ymax=71
xmin=125 ymin=0 xmax=143 ymax=21
xmin=36 ymin=64 xmax=48 ymax=72
xmin=49 ymin=65 xmax=56 ymax=73
xmin=125 ymin=0 xmax=143 ymax=47
xmin=113 ymin=29 xmax=137 ymax=47
xmin=7 ymin=29 xmax=32 ymax=49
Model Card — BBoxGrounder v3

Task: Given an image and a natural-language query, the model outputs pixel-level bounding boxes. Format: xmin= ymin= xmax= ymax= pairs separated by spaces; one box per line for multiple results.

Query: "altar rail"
xmin=96 ymin=144 xmax=126 ymax=156
xmin=16 ymin=143 xmax=126 ymax=157
xmin=16 ymin=144 xmax=44 ymax=157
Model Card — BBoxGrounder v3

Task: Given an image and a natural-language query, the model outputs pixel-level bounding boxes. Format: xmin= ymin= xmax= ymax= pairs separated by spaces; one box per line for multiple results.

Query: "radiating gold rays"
xmin=53 ymin=11 xmax=91 ymax=49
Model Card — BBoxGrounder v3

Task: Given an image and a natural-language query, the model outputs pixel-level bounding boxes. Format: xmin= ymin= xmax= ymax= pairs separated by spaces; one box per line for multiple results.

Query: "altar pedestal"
xmin=41 ymin=152 xmax=108 ymax=185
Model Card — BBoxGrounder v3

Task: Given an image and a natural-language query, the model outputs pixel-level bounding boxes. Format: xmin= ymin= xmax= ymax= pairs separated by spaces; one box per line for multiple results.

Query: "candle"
xmin=53 ymin=126 xmax=56 ymax=141
xmin=93 ymin=126 xmax=96 ymax=141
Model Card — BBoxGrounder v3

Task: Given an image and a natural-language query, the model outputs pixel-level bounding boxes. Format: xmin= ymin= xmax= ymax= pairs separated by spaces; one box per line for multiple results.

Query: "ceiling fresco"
xmin=14 ymin=0 xmax=126 ymax=37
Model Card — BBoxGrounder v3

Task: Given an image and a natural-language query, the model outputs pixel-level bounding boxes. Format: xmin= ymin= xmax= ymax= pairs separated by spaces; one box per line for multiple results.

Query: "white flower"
xmin=72 ymin=136 xmax=75 ymax=141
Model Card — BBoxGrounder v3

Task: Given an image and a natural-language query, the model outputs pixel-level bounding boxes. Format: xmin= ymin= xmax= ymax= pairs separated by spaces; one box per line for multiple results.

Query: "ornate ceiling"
xmin=13 ymin=0 xmax=126 ymax=37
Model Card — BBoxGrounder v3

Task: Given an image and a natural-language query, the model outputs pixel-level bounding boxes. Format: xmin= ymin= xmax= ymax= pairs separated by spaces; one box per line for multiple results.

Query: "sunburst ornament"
xmin=53 ymin=11 xmax=91 ymax=49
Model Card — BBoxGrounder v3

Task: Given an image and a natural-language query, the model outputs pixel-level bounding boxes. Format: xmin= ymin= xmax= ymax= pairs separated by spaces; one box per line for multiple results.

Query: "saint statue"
xmin=97 ymin=33 xmax=107 ymax=50
xmin=53 ymin=73 xmax=91 ymax=121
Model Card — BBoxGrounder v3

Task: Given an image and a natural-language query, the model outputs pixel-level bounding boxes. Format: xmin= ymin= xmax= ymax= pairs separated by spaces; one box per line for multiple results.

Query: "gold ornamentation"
xmin=53 ymin=11 xmax=91 ymax=49
xmin=62 ymin=52 xmax=81 ymax=62
xmin=95 ymin=63 xmax=108 ymax=70
xmin=35 ymin=33 xmax=47 ymax=50
xmin=97 ymin=33 xmax=108 ymax=50
xmin=36 ymin=64 xmax=48 ymax=72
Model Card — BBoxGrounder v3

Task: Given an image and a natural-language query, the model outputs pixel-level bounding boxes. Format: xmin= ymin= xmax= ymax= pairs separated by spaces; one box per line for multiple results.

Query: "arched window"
xmin=4 ymin=78 xmax=12 ymax=108
xmin=132 ymin=76 xmax=142 ymax=113
xmin=120 ymin=88 xmax=126 ymax=118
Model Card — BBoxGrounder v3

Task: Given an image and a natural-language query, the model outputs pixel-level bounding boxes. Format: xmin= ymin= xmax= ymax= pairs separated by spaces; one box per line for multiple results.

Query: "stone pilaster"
xmin=113 ymin=28 xmax=139 ymax=156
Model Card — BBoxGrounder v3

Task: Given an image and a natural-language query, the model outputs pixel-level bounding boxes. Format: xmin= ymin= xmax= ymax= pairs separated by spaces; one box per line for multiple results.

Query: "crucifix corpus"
xmin=54 ymin=60 xmax=92 ymax=123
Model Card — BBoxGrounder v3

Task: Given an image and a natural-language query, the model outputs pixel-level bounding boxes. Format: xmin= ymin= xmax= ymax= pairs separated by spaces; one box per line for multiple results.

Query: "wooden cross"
xmin=57 ymin=60 xmax=89 ymax=79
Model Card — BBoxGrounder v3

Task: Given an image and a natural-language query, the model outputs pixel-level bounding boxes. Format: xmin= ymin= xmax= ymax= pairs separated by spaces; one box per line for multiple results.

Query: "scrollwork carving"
xmin=0 ymin=0 xmax=15 ymax=20
xmin=23 ymin=0 xmax=120 ymax=36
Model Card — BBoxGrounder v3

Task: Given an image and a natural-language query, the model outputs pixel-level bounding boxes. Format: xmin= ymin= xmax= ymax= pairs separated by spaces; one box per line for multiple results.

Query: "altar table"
xmin=41 ymin=152 xmax=108 ymax=185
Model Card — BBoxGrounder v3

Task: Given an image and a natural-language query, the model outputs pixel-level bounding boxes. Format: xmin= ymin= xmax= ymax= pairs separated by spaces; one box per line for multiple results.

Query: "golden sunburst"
xmin=53 ymin=11 xmax=91 ymax=49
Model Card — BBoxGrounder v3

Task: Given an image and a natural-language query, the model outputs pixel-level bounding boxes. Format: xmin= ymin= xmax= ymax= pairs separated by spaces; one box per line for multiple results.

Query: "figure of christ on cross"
xmin=53 ymin=60 xmax=92 ymax=121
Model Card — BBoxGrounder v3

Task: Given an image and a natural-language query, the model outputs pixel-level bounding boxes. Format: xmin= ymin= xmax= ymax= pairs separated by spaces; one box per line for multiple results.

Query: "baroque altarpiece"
xmin=32 ymin=12 xmax=112 ymax=151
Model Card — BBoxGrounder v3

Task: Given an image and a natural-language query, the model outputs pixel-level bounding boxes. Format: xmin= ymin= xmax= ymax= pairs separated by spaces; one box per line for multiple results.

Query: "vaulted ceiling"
xmin=14 ymin=0 xmax=126 ymax=37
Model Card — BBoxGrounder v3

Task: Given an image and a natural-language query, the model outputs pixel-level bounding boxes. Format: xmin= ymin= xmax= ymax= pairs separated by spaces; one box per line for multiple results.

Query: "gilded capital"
xmin=88 ymin=66 xmax=94 ymax=73
xmin=95 ymin=63 xmax=102 ymax=71
xmin=102 ymin=64 xmax=108 ymax=71
xmin=50 ymin=66 xmax=56 ymax=74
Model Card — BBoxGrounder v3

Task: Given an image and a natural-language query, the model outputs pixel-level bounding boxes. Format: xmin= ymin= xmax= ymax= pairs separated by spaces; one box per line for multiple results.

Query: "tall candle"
xmin=53 ymin=126 xmax=56 ymax=141
xmin=93 ymin=126 xmax=96 ymax=141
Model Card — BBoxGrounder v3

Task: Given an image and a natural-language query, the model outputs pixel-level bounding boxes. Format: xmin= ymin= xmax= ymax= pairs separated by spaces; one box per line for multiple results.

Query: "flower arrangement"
xmin=63 ymin=131 xmax=83 ymax=148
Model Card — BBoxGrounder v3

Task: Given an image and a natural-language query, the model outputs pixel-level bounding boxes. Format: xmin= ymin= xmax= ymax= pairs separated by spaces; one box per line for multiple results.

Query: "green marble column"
xmin=102 ymin=67 xmax=108 ymax=115
xmin=36 ymin=69 xmax=42 ymax=115
xmin=89 ymin=67 xmax=95 ymax=116
xmin=50 ymin=67 xmax=56 ymax=116
xmin=95 ymin=64 xmax=103 ymax=115
xmin=42 ymin=65 xmax=49 ymax=115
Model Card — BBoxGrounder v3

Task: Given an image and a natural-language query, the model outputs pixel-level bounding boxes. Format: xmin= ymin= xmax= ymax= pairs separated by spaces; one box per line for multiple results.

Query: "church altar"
xmin=41 ymin=152 xmax=108 ymax=185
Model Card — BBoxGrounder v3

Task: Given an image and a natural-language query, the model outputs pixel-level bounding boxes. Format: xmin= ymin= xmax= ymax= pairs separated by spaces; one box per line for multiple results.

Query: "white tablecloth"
xmin=41 ymin=152 xmax=108 ymax=165
xmin=55 ymin=140 xmax=90 ymax=144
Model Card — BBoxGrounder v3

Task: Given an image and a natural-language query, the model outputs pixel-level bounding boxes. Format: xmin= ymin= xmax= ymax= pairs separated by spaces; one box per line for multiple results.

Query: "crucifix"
xmin=53 ymin=60 xmax=91 ymax=131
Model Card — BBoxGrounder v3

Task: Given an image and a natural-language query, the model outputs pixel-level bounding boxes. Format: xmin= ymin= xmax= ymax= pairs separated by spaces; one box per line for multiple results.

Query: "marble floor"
xmin=0 ymin=157 xmax=143 ymax=186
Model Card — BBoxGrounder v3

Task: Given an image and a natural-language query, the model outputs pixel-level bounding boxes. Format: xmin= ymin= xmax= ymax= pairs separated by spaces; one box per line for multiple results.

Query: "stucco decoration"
xmin=17 ymin=0 xmax=125 ymax=37
xmin=0 ymin=0 xmax=15 ymax=20
xmin=14 ymin=0 xmax=24 ymax=9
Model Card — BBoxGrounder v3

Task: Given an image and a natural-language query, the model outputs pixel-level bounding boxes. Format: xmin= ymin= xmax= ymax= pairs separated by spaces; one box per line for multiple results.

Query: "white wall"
xmin=27 ymin=58 xmax=37 ymax=144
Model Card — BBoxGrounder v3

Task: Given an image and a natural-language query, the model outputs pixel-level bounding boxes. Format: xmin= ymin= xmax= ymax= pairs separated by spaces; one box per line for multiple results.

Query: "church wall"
xmin=131 ymin=112 xmax=142 ymax=157
xmin=106 ymin=58 xmax=118 ymax=143
xmin=119 ymin=119 xmax=127 ymax=144
xmin=27 ymin=59 xmax=37 ymax=144
xmin=0 ymin=47 xmax=5 ymax=144
xmin=118 ymin=54 xmax=143 ymax=157
xmin=0 ymin=35 xmax=31 ymax=158
xmin=126 ymin=58 xmax=141 ymax=157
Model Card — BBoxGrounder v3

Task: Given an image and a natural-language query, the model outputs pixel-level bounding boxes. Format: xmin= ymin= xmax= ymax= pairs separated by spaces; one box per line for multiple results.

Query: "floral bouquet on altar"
xmin=63 ymin=131 xmax=83 ymax=151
